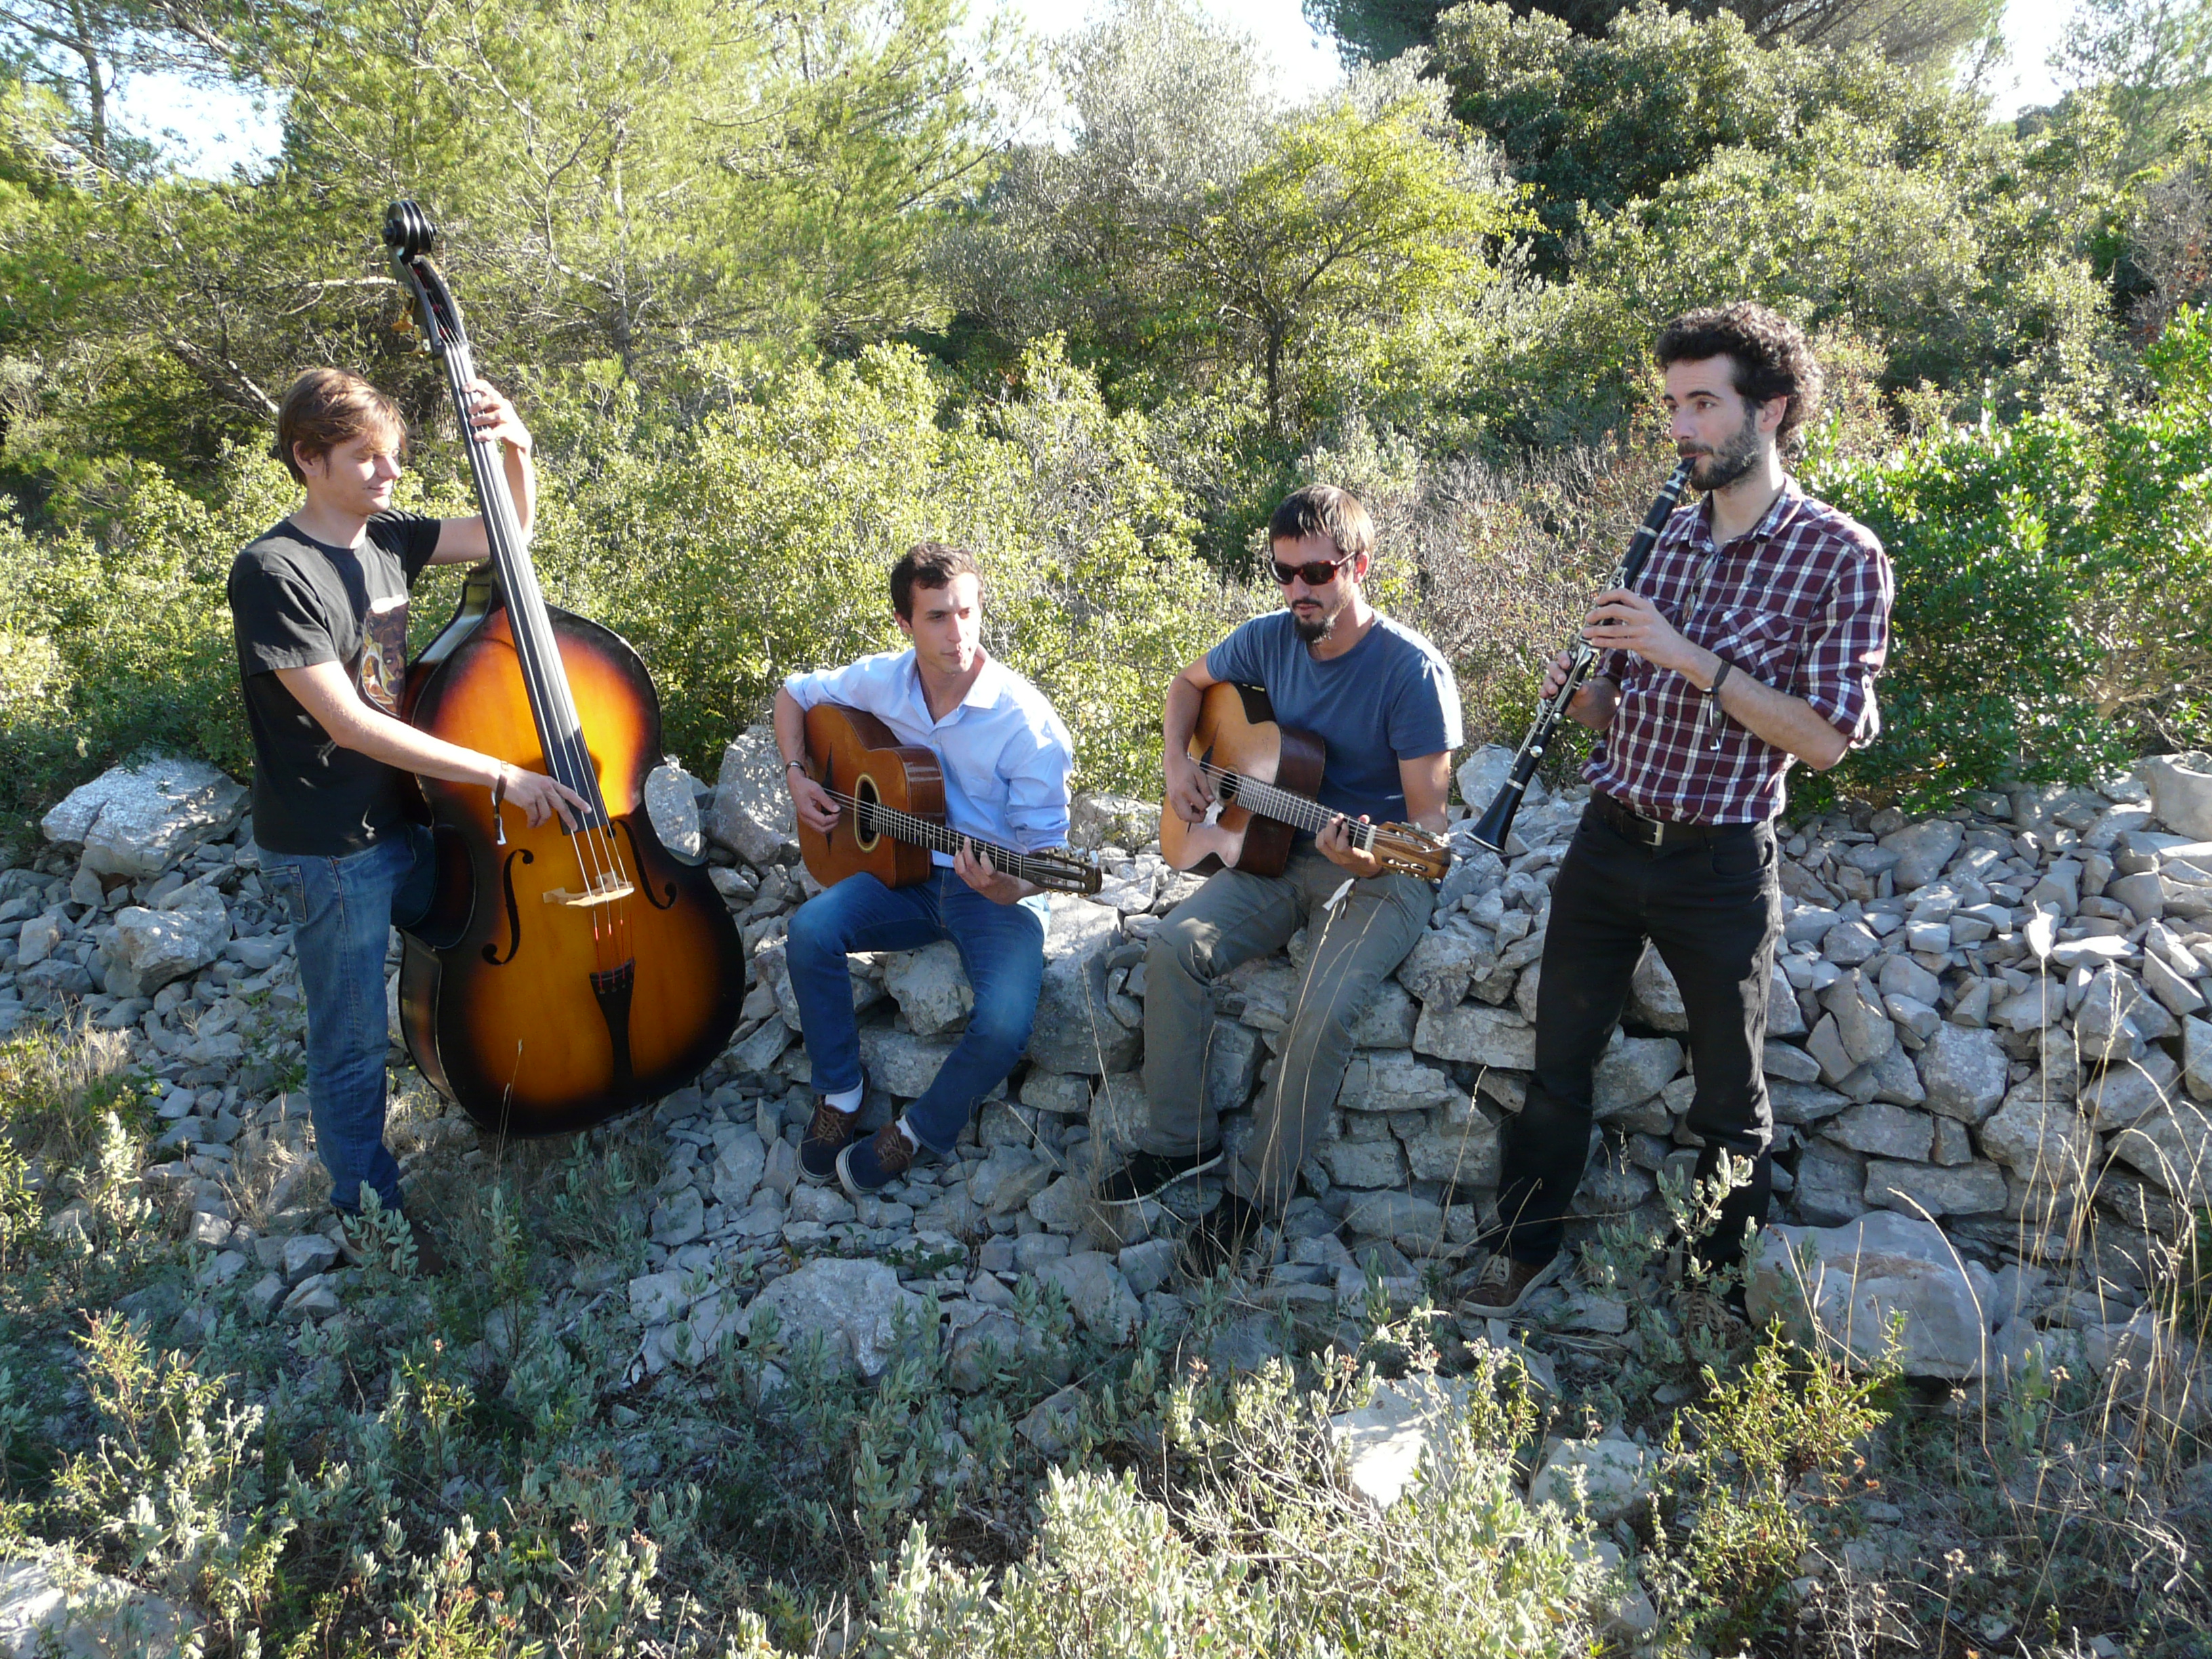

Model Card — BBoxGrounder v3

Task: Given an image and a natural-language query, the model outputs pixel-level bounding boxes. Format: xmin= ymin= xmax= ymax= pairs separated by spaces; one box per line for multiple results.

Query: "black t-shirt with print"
xmin=227 ymin=511 xmax=443 ymax=857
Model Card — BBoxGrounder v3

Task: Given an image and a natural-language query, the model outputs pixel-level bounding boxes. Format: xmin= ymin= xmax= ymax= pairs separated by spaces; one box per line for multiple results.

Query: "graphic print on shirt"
xmin=359 ymin=595 xmax=409 ymax=715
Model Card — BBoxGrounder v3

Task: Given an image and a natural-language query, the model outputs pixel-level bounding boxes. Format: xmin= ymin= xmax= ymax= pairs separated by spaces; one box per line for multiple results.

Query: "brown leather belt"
xmin=1591 ymin=790 xmax=1751 ymax=849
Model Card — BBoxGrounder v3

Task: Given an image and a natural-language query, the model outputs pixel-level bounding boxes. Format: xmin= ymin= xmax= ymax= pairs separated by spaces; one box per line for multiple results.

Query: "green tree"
xmin=2057 ymin=0 xmax=2212 ymax=168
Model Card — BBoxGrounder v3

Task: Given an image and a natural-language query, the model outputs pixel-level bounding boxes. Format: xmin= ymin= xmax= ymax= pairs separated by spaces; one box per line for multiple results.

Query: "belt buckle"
xmin=1639 ymin=814 xmax=1664 ymax=848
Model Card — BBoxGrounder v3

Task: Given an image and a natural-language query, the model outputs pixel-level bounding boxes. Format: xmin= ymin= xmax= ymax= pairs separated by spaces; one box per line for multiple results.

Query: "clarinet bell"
xmin=1469 ymin=777 xmax=1524 ymax=855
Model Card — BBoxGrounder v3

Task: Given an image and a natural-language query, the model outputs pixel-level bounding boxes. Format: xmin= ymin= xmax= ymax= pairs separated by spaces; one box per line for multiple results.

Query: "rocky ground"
xmin=9 ymin=739 xmax=2212 ymax=1651
xmin=7 ymin=737 xmax=2212 ymax=1404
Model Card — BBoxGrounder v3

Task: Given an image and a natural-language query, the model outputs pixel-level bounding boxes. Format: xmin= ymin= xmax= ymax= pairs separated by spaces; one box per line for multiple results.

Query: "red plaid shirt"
xmin=1588 ymin=481 xmax=1893 ymax=825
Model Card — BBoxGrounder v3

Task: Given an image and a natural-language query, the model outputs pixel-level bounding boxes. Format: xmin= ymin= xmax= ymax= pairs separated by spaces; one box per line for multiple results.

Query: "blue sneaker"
xmin=837 ymin=1121 xmax=918 ymax=1197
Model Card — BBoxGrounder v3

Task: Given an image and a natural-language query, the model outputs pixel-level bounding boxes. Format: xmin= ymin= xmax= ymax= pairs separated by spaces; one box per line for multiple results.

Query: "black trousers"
xmin=1492 ymin=804 xmax=1784 ymax=1269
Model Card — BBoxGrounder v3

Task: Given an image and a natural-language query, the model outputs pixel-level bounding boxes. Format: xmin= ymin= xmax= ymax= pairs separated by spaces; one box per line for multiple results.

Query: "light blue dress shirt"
xmin=783 ymin=649 xmax=1076 ymax=861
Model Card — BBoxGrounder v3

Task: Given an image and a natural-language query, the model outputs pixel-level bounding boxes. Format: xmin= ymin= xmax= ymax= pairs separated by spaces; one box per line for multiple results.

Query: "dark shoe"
xmin=1179 ymin=1193 xmax=1263 ymax=1279
xmin=801 ymin=1097 xmax=861 ymax=1185
xmin=1098 ymin=1146 xmax=1223 ymax=1205
xmin=838 ymin=1122 xmax=916 ymax=1197
xmin=1458 ymin=1250 xmax=1561 ymax=1318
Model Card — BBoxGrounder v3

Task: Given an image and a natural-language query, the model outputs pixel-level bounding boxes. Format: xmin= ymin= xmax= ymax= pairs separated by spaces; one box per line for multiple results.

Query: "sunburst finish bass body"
xmin=1159 ymin=682 xmax=1452 ymax=881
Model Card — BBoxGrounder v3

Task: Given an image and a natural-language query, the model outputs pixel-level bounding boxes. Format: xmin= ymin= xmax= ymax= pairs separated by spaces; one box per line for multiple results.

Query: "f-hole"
xmin=852 ymin=773 xmax=882 ymax=851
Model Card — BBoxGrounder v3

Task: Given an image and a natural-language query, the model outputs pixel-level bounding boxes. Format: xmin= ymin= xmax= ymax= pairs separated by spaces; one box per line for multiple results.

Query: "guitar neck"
xmin=1218 ymin=772 xmax=1376 ymax=850
xmin=848 ymin=798 xmax=1076 ymax=887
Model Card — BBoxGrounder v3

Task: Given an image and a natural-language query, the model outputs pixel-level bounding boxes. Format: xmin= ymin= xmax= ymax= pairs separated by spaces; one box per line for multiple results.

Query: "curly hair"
xmin=1654 ymin=303 xmax=1824 ymax=455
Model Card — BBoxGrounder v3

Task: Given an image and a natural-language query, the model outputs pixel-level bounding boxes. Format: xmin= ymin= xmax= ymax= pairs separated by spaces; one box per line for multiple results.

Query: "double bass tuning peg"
xmin=383 ymin=199 xmax=437 ymax=260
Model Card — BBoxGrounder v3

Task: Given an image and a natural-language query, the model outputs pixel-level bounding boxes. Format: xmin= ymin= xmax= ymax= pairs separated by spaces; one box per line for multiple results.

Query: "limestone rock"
xmin=1328 ymin=1374 xmax=1473 ymax=1510
xmin=1035 ymin=1251 xmax=1143 ymax=1341
xmin=1593 ymin=1036 xmax=1682 ymax=1114
xmin=1337 ymin=1050 xmax=1452 ymax=1113
xmin=948 ymin=1309 xmax=1071 ymax=1393
xmin=2106 ymin=1099 xmax=2212 ymax=1200
xmin=2142 ymin=754 xmax=2212 ymax=841
xmin=710 ymin=725 xmax=795 ymax=867
xmin=1068 ymin=792 xmax=1156 ymax=851
xmin=882 ymin=941 xmax=974 ymax=1037
xmin=1412 ymin=1002 xmax=1534 ymax=1068
xmin=0 ymin=1556 xmax=201 ymax=1654
xmin=2186 ymin=1015 xmax=2212 ymax=1101
xmin=1793 ymin=1140 xmax=1871 ymax=1225
xmin=1528 ymin=1435 xmax=1652 ymax=1526
xmin=1863 ymin=1158 xmax=2007 ymax=1218
xmin=651 ymin=1187 xmax=706 ymax=1247
xmin=1203 ymin=1019 xmax=1264 ymax=1116
xmin=642 ymin=762 xmax=705 ymax=862
xmin=1917 ymin=1023 xmax=2009 ymax=1124
xmin=1347 ymin=981 xmax=1419 ymax=1048
xmin=41 ymin=756 xmax=245 ymax=878
xmin=1627 ymin=946 xmax=1687 ymax=1032
xmin=858 ymin=1027 xmax=958 ymax=1099
xmin=1824 ymin=1101 xmax=1932 ymax=1162
xmin=1456 ymin=746 xmax=1544 ymax=822
xmin=1027 ymin=896 xmax=1133 ymax=1073
xmin=748 ymin=1256 xmax=926 ymax=1378
xmin=1088 ymin=1071 xmax=1150 ymax=1152
xmin=1747 ymin=1210 xmax=1988 ymax=1379
xmin=968 ymin=1145 xmax=1054 ymax=1214
xmin=2079 ymin=1049 xmax=2182 ymax=1131
xmin=102 ymin=884 xmax=230 ymax=999
xmin=1402 ymin=1118 xmax=1501 ymax=1188
xmin=1341 ymin=1191 xmax=1444 ymax=1248
xmin=1393 ymin=926 xmax=1488 ymax=1008
xmin=1978 ymin=1084 xmax=2100 ymax=1187
xmin=1318 ymin=1136 xmax=1405 ymax=1189
xmin=1881 ymin=818 xmax=1963 ymax=890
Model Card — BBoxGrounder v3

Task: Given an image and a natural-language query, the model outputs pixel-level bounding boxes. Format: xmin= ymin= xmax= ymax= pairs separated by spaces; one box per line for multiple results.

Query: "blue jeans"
xmin=784 ymin=869 xmax=1048 ymax=1153
xmin=260 ymin=826 xmax=435 ymax=1214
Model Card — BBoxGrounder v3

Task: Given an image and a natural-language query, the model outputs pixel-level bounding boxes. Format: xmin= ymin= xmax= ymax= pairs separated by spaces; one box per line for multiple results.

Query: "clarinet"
xmin=1469 ymin=459 xmax=1696 ymax=854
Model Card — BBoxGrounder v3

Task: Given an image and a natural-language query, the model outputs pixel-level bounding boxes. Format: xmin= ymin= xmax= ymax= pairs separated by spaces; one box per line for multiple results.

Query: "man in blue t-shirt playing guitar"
xmin=1097 ymin=485 xmax=1463 ymax=1275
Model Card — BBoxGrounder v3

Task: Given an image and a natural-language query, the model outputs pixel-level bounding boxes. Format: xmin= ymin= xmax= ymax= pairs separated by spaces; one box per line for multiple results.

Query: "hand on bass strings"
xmin=464 ymin=377 xmax=533 ymax=455
xmin=495 ymin=762 xmax=589 ymax=829
xmin=787 ymin=769 xmax=841 ymax=835
xmin=1582 ymin=588 xmax=1696 ymax=677
xmin=1317 ymin=813 xmax=1383 ymax=879
xmin=1164 ymin=750 xmax=1216 ymax=825
xmin=954 ymin=838 xmax=1034 ymax=905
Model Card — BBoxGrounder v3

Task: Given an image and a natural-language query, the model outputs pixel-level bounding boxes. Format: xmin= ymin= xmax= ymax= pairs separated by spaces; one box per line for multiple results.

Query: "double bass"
xmin=386 ymin=200 xmax=744 ymax=1135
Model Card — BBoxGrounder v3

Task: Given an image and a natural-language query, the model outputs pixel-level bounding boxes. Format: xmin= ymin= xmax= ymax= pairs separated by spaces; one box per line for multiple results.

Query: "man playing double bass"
xmin=1465 ymin=303 xmax=1894 ymax=1316
xmin=228 ymin=369 xmax=584 ymax=1269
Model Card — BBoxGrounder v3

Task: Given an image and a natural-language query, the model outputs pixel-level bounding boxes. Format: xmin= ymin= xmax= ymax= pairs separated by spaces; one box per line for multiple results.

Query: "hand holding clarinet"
xmin=1469 ymin=459 xmax=1697 ymax=853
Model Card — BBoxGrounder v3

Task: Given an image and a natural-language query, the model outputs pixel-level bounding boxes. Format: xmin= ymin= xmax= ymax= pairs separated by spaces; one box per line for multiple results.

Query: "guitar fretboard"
xmin=1192 ymin=760 xmax=1376 ymax=848
xmin=821 ymin=790 xmax=1084 ymax=888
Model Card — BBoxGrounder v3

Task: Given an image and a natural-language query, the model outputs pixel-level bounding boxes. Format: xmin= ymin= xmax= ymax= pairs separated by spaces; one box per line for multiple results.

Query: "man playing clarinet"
xmin=1465 ymin=303 xmax=1894 ymax=1315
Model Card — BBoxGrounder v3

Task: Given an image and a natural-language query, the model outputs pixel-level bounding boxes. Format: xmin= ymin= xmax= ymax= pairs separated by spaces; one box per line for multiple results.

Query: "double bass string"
xmin=437 ymin=331 xmax=634 ymax=964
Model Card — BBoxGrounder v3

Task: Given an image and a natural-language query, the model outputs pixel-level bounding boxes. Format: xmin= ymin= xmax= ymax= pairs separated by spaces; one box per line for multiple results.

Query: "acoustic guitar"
xmin=1158 ymin=682 xmax=1452 ymax=880
xmin=796 ymin=703 xmax=1102 ymax=895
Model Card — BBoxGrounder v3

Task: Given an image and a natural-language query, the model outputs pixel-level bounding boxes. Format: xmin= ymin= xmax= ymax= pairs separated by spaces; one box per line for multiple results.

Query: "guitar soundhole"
xmin=852 ymin=774 xmax=881 ymax=852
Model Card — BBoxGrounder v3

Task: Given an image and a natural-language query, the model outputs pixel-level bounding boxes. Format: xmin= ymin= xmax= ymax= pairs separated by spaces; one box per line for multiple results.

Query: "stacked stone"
xmin=12 ymin=736 xmax=2212 ymax=1384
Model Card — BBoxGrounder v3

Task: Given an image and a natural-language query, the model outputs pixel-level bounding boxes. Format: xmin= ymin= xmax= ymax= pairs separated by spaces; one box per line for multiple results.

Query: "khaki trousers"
xmin=1139 ymin=844 xmax=1433 ymax=1213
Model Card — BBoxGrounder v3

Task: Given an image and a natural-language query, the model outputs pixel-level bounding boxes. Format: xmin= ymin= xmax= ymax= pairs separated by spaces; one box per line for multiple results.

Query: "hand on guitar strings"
xmin=954 ymin=838 xmax=1035 ymax=905
xmin=1316 ymin=813 xmax=1384 ymax=880
xmin=495 ymin=761 xmax=590 ymax=829
xmin=788 ymin=769 xmax=841 ymax=834
xmin=1164 ymin=750 xmax=1214 ymax=825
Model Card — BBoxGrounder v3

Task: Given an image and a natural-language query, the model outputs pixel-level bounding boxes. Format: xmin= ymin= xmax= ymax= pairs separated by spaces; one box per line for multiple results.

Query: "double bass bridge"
xmin=540 ymin=876 xmax=636 ymax=907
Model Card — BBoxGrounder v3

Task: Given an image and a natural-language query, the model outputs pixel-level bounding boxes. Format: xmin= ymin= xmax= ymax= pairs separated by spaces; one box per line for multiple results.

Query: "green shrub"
xmin=1808 ymin=305 xmax=2212 ymax=805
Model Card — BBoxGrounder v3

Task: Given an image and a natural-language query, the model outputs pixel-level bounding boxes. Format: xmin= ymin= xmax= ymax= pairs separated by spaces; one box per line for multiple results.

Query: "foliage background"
xmin=0 ymin=0 xmax=2209 ymax=836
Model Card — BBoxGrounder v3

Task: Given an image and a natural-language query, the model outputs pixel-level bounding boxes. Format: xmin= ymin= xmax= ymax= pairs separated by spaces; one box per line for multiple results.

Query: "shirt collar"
xmin=1692 ymin=477 xmax=1804 ymax=554
xmin=903 ymin=648 xmax=1001 ymax=720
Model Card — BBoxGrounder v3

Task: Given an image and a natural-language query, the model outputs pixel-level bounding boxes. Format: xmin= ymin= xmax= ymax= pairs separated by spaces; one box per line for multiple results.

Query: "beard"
xmin=1291 ymin=604 xmax=1338 ymax=645
xmin=1687 ymin=409 xmax=1763 ymax=491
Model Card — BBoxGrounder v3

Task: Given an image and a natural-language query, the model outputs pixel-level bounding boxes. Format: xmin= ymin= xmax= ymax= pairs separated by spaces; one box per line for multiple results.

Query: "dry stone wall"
xmin=7 ymin=729 xmax=2212 ymax=1388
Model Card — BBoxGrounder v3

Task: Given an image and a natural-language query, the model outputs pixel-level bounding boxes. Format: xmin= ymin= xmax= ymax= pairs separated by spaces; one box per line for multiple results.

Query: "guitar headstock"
xmin=1024 ymin=848 xmax=1104 ymax=896
xmin=1368 ymin=823 xmax=1454 ymax=883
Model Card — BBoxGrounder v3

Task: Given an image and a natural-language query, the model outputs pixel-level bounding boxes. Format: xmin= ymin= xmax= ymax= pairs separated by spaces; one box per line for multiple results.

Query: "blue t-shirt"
xmin=1206 ymin=611 xmax=1462 ymax=826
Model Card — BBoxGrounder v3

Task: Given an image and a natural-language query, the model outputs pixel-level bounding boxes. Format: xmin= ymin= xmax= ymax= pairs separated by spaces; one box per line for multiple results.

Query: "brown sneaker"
xmin=801 ymin=1097 xmax=861 ymax=1185
xmin=1458 ymin=1250 xmax=1561 ymax=1318
xmin=837 ymin=1121 xmax=916 ymax=1197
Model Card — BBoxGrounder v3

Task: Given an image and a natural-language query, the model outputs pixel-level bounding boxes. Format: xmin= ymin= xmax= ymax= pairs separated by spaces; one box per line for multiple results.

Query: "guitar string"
xmin=1187 ymin=759 xmax=1374 ymax=846
xmin=436 ymin=326 xmax=633 ymax=964
xmin=814 ymin=785 xmax=1088 ymax=888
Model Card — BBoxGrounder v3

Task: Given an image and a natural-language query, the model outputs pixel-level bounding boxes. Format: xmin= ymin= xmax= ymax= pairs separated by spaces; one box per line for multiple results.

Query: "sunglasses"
xmin=1270 ymin=550 xmax=1355 ymax=586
